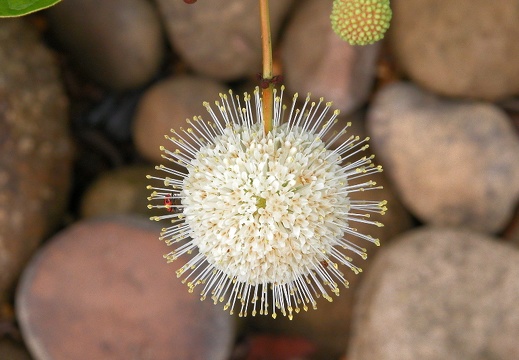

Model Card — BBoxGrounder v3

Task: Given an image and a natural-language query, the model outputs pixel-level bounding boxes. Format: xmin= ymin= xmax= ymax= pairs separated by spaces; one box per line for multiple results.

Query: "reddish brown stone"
xmin=16 ymin=217 xmax=234 ymax=360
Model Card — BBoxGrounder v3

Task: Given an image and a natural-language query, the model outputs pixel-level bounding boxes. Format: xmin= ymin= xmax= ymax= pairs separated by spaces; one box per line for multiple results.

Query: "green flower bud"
xmin=331 ymin=0 xmax=392 ymax=46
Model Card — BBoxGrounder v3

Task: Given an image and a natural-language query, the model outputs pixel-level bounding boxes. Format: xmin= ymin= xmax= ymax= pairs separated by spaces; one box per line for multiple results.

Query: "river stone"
xmin=47 ymin=0 xmax=164 ymax=91
xmin=247 ymin=117 xmax=414 ymax=359
xmin=0 ymin=20 xmax=72 ymax=300
xmin=390 ymin=0 xmax=519 ymax=100
xmin=367 ymin=82 xmax=519 ymax=233
xmin=16 ymin=217 xmax=235 ymax=360
xmin=348 ymin=227 xmax=519 ymax=360
xmin=80 ymin=165 xmax=162 ymax=219
xmin=132 ymin=75 xmax=227 ymax=164
xmin=282 ymin=0 xmax=381 ymax=114
xmin=156 ymin=0 xmax=294 ymax=81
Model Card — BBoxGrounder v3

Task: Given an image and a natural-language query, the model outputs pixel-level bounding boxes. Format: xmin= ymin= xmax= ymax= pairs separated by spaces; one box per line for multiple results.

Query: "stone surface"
xmin=348 ymin=227 xmax=519 ymax=360
xmin=156 ymin=0 xmax=294 ymax=81
xmin=390 ymin=0 xmax=519 ymax=100
xmin=0 ymin=20 xmax=72 ymax=300
xmin=247 ymin=119 xmax=414 ymax=359
xmin=47 ymin=0 xmax=164 ymax=91
xmin=80 ymin=165 xmax=162 ymax=219
xmin=132 ymin=75 xmax=227 ymax=164
xmin=16 ymin=217 xmax=235 ymax=360
xmin=282 ymin=0 xmax=381 ymax=114
xmin=367 ymin=82 xmax=519 ymax=233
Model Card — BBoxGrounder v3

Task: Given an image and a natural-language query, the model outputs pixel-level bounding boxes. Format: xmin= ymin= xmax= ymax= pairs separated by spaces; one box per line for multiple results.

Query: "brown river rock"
xmin=80 ymin=165 xmax=162 ymax=219
xmin=132 ymin=75 xmax=227 ymax=164
xmin=0 ymin=19 xmax=72 ymax=300
xmin=16 ymin=217 xmax=235 ymax=360
xmin=47 ymin=0 xmax=164 ymax=91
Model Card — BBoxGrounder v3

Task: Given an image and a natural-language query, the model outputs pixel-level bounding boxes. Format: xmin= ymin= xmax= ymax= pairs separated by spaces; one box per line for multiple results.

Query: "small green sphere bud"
xmin=331 ymin=0 xmax=392 ymax=46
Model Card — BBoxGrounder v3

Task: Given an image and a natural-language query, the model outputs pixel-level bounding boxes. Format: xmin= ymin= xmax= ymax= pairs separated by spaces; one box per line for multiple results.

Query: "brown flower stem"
xmin=259 ymin=0 xmax=273 ymax=134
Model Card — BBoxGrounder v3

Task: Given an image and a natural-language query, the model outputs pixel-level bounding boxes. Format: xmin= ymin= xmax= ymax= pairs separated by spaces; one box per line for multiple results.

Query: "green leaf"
xmin=0 ymin=0 xmax=62 ymax=17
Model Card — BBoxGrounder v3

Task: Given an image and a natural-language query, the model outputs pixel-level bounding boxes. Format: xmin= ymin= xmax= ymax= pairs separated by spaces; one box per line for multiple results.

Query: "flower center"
xmin=256 ymin=196 xmax=267 ymax=209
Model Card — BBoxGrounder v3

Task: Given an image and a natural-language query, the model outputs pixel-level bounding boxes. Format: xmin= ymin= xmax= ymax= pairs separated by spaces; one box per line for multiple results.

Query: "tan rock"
xmin=16 ymin=217 xmax=235 ymax=360
xmin=156 ymin=0 xmax=294 ymax=80
xmin=390 ymin=0 xmax=519 ymax=100
xmin=132 ymin=75 xmax=227 ymax=164
xmin=349 ymin=226 xmax=519 ymax=360
xmin=368 ymin=82 xmax=519 ymax=233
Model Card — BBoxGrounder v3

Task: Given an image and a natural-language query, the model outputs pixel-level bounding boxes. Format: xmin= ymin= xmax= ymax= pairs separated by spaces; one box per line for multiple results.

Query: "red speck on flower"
xmin=164 ymin=194 xmax=174 ymax=212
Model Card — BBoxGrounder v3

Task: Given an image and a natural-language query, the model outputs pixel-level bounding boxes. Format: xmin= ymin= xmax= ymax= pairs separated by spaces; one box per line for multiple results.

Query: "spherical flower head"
xmin=147 ymin=87 xmax=386 ymax=319
xmin=331 ymin=0 xmax=392 ymax=45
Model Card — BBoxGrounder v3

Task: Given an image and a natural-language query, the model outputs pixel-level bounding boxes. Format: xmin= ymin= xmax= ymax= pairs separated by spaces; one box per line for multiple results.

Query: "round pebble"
xmin=80 ymin=165 xmax=163 ymax=219
xmin=155 ymin=0 xmax=294 ymax=80
xmin=132 ymin=75 xmax=227 ymax=164
xmin=367 ymin=82 xmax=519 ymax=233
xmin=16 ymin=217 xmax=235 ymax=360
xmin=349 ymin=226 xmax=519 ymax=360
xmin=390 ymin=0 xmax=519 ymax=100
xmin=47 ymin=0 xmax=164 ymax=91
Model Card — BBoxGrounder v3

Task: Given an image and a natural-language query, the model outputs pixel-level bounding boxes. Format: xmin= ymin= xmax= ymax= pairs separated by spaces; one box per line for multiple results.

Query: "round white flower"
xmin=148 ymin=87 xmax=385 ymax=319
